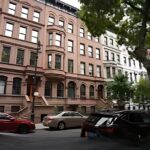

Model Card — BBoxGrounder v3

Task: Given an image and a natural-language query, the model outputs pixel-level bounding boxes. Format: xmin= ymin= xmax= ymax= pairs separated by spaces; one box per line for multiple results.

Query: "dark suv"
xmin=81 ymin=110 xmax=150 ymax=142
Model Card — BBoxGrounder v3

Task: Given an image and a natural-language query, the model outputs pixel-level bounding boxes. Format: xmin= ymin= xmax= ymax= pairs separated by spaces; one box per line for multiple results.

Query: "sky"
xmin=60 ymin=0 xmax=81 ymax=9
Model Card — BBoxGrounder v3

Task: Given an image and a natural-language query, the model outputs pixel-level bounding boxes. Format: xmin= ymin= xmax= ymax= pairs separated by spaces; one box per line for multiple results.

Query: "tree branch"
xmin=124 ymin=0 xmax=143 ymax=13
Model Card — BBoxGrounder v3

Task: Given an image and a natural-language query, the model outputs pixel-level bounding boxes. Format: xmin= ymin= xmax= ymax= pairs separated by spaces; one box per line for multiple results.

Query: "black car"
xmin=81 ymin=110 xmax=150 ymax=143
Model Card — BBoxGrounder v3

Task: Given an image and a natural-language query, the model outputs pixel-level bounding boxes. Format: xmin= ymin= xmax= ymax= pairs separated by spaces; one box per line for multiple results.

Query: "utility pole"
xmin=31 ymin=41 xmax=41 ymax=122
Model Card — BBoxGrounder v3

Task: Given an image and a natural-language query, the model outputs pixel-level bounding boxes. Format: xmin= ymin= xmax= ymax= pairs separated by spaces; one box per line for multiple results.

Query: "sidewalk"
xmin=35 ymin=123 xmax=49 ymax=130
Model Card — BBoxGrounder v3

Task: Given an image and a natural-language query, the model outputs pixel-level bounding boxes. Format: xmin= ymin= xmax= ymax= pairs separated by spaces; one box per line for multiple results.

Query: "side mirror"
xmin=9 ymin=117 xmax=15 ymax=121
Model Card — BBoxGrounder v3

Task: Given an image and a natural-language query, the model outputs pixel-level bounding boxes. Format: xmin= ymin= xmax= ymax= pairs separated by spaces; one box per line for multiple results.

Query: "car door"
xmin=71 ymin=112 xmax=84 ymax=127
xmin=61 ymin=112 xmax=73 ymax=128
xmin=0 ymin=113 xmax=15 ymax=132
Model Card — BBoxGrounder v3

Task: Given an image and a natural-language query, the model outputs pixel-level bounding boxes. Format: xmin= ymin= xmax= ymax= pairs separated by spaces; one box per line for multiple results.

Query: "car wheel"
xmin=18 ymin=125 xmax=29 ymax=134
xmin=57 ymin=122 xmax=65 ymax=130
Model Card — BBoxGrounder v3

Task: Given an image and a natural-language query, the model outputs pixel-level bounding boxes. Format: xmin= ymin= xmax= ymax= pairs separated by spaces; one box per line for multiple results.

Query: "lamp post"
xmin=31 ymin=41 xmax=41 ymax=122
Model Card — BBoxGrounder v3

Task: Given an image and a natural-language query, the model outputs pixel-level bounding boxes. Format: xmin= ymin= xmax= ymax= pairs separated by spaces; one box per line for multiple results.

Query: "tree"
xmin=134 ymin=78 xmax=150 ymax=103
xmin=107 ymin=74 xmax=134 ymax=109
xmin=78 ymin=0 xmax=150 ymax=79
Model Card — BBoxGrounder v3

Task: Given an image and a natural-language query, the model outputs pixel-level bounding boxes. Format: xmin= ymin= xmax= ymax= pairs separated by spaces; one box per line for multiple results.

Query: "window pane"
xmin=16 ymin=49 xmax=24 ymax=65
xmin=5 ymin=23 xmax=13 ymax=37
xmin=31 ymin=30 xmax=38 ymax=43
xmin=8 ymin=3 xmax=16 ymax=15
xmin=33 ymin=11 xmax=40 ymax=22
xmin=2 ymin=46 xmax=10 ymax=63
xmin=21 ymin=7 xmax=28 ymax=19
xmin=48 ymin=16 xmax=54 ymax=25
xmin=19 ymin=27 xmax=26 ymax=40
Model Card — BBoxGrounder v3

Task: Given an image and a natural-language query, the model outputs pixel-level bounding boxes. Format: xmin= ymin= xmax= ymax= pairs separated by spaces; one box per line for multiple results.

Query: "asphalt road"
xmin=0 ymin=129 xmax=150 ymax=150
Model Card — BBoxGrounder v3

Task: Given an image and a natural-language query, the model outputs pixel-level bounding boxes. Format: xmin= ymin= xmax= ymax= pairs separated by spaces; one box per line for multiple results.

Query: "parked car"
xmin=0 ymin=112 xmax=35 ymax=134
xmin=81 ymin=110 xmax=150 ymax=143
xmin=42 ymin=111 xmax=87 ymax=130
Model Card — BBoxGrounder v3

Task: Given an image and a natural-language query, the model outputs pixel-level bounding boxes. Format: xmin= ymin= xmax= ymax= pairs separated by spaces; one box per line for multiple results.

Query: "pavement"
xmin=35 ymin=123 xmax=49 ymax=130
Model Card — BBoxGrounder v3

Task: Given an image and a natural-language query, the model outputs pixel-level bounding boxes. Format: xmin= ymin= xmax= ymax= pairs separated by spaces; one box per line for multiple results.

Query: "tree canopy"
xmin=134 ymin=78 xmax=150 ymax=103
xmin=78 ymin=0 xmax=150 ymax=79
xmin=107 ymin=74 xmax=134 ymax=108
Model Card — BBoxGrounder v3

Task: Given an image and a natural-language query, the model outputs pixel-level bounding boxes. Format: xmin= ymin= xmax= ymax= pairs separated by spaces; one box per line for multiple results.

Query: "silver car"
xmin=42 ymin=111 xmax=87 ymax=130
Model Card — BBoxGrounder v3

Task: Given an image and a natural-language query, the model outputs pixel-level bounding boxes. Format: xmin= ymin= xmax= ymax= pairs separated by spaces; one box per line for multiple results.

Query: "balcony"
xmin=103 ymin=60 xmax=118 ymax=66
xmin=25 ymin=66 xmax=44 ymax=75
xmin=47 ymin=25 xmax=65 ymax=34
xmin=45 ymin=69 xmax=65 ymax=79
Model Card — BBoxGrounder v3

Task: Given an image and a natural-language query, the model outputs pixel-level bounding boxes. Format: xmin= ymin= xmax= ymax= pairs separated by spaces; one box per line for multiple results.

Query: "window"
xmin=0 ymin=106 xmax=4 ymax=112
xmin=59 ymin=20 xmax=64 ymax=27
xmin=33 ymin=11 xmax=40 ymax=22
xmin=80 ymin=27 xmax=84 ymax=37
xmin=125 ymin=71 xmax=128 ymax=77
xmin=80 ymin=62 xmax=86 ymax=75
xmin=16 ymin=49 xmax=24 ymax=65
xmin=57 ymin=83 xmax=64 ymax=97
xmin=81 ymin=106 xmax=86 ymax=113
xmin=80 ymin=84 xmax=86 ymax=98
xmin=112 ymin=67 xmax=116 ymax=77
xmin=95 ymin=37 xmax=99 ymax=42
xmin=48 ymin=54 xmax=52 ymax=68
xmin=104 ymin=36 xmax=108 ymax=45
xmin=88 ymin=46 xmax=93 ymax=57
xmin=68 ymin=82 xmax=75 ymax=98
xmin=111 ymin=53 xmax=115 ymax=61
xmin=21 ymin=7 xmax=28 ymax=19
xmin=45 ymin=81 xmax=52 ymax=96
xmin=96 ymin=65 xmax=101 ymax=77
xmin=8 ymin=2 xmax=16 ymax=15
xmin=133 ymin=60 xmax=136 ymax=67
xmin=117 ymin=54 xmax=120 ymax=63
xmin=80 ymin=44 xmax=85 ymax=55
xmin=2 ymin=46 xmax=10 ymax=63
xmin=110 ymin=38 xmax=113 ymax=45
xmin=11 ymin=106 xmax=20 ymax=112
xmin=31 ymin=30 xmax=38 ymax=43
xmin=12 ymin=78 xmax=21 ymax=95
xmin=68 ymin=40 xmax=73 ymax=52
xmin=96 ymin=48 xmax=100 ymax=59
xmin=89 ymin=85 xmax=94 ymax=97
xmin=130 ymin=72 xmax=133 ymax=81
xmin=48 ymin=16 xmax=55 ymax=25
xmin=55 ymin=54 xmax=61 ymax=69
xmin=68 ymin=59 xmax=73 ymax=73
xmin=129 ymin=58 xmax=131 ymax=67
xmin=19 ymin=26 xmax=27 ymax=40
xmin=106 ymin=67 xmax=111 ymax=78
xmin=30 ymin=52 xmax=36 ymax=66
xmin=68 ymin=23 xmax=73 ymax=33
xmin=55 ymin=34 xmax=61 ymax=46
xmin=124 ymin=57 xmax=127 ymax=64
xmin=134 ymin=73 xmax=137 ymax=81
xmin=89 ymin=64 xmax=94 ymax=76
xmin=49 ymin=33 xmax=53 ymax=45
xmin=139 ymin=62 xmax=142 ymax=69
xmin=87 ymin=32 xmax=92 ymax=40
xmin=5 ymin=23 xmax=13 ymax=37
xmin=105 ymin=51 xmax=109 ymax=60
xmin=0 ymin=76 xmax=7 ymax=94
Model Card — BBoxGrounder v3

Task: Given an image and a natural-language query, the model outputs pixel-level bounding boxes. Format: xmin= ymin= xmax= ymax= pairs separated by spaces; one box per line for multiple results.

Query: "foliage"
xmin=134 ymin=78 xmax=150 ymax=103
xmin=107 ymin=74 xmax=135 ymax=106
xmin=78 ymin=0 xmax=150 ymax=79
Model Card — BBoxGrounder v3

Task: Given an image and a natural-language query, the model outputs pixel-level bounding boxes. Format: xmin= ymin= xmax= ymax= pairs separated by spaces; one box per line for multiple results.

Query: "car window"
xmin=86 ymin=115 xmax=101 ymax=124
xmin=62 ymin=112 xmax=71 ymax=117
xmin=142 ymin=113 xmax=150 ymax=123
xmin=72 ymin=112 xmax=82 ymax=117
xmin=0 ymin=114 xmax=10 ymax=119
xmin=129 ymin=113 xmax=143 ymax=123
xmin=95 ymin=117 xmax=114 ymax=127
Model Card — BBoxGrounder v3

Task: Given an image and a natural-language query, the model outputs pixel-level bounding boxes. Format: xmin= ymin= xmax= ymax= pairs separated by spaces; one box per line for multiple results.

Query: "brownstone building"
xmin=0 ymin=0 xmax=111 ymax=122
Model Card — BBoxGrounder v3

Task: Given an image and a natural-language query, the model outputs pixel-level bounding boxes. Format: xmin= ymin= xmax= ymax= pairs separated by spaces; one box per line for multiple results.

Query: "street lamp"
xmin=31 ymin=41 xmax=41 ymax=122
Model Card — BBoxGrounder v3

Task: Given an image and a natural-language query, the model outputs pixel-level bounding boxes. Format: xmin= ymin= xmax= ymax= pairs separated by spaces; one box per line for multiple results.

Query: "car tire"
xmin=57 ymin=122 xmax=65 ymax=130
xmin=18 ymin=124 xmax=29 ymax=134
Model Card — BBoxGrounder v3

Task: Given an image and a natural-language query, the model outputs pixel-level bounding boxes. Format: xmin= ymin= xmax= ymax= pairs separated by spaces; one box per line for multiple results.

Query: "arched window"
xmin=80 ymin=84 xmax=86 ymax=98
xmin=45 ymin=80 xmax=52 ymax=96
xmin=89 ymin=85 xmax=94 ymax=97
xmin=0 ymin=76 xmax=7 ymax=94
xmin=57 ymin=82 xmax=64 ymax=97
xmin=12 ymin=77 xmax=22 ymax=95
xmin=68 ymin=81 xmax=75 ymax=98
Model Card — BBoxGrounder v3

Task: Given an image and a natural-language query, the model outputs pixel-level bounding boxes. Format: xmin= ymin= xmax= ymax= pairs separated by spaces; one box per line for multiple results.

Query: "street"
xmin=0 ymin=128 xmax=150 ymax=150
